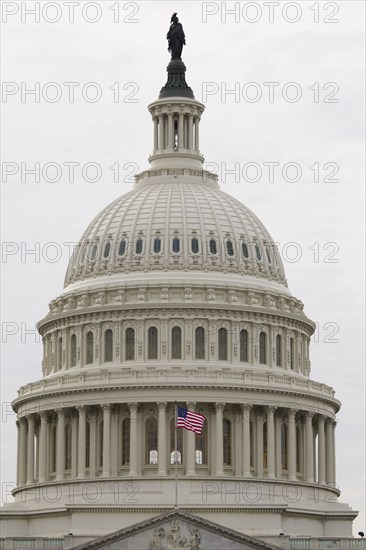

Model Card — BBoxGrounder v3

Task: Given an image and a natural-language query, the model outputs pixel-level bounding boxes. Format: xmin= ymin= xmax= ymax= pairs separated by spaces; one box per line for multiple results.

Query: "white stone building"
xmin=0 ymin=36 xmax=360 ymax=549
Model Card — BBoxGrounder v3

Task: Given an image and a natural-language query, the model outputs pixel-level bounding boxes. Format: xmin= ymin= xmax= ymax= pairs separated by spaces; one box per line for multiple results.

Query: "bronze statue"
xmin=167 ymin=13 xmax=186 ymax=59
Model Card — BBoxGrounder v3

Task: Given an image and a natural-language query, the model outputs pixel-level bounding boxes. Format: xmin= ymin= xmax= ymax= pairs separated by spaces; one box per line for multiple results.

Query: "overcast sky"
xmin=1 ymin=0 xmax=365 ymax=536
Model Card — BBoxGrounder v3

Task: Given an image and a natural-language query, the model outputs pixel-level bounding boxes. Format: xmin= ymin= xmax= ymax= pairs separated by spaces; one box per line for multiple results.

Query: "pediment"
xmin=69 ymin=509 xmax=281 ymax=550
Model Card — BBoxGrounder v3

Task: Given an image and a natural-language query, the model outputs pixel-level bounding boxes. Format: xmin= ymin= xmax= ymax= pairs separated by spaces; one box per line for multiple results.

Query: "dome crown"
xmin=64 ymin=178 xmax=287 ymax=289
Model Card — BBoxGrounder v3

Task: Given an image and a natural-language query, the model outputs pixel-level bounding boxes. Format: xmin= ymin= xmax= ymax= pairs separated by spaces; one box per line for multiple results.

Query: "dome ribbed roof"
xmin=64 ymin=178 xmax=287 ymax=289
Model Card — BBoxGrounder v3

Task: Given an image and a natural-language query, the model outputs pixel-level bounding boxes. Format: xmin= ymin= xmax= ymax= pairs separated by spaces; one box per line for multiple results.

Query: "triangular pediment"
xmin=69 ymin=509 xmax=282 ymax=550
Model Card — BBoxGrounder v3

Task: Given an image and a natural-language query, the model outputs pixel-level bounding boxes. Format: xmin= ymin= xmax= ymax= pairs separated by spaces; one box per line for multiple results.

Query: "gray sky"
xmin=1 ymin=0 xmax=365 ymax=535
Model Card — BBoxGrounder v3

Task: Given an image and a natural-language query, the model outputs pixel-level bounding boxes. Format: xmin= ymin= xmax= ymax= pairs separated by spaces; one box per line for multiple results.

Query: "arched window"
xmin=218 ymin=328 xmax=228 ymax=360
xmin=153 ymin=238 xmax=161 ymax=254
xmin=121 ymin=417 xmax=130 ymax=466
xmin=118 ymin=240 xmax=126 ymax=256
xmin=276 ymin=335 xmax=282 ymax=367
xmin=242 ymin=242 xmax=249 ymax=258
xmin=226 ymin=240 xmax=234 ymax=256
xmin=172 ymin=238 xmax=180 ymax=253
xmin=296 ymin=426 xmax=301 ymax=473
xmin=98 ymin=421 xmax=103 ymax=468
xmin=70 ymin=334 xmax=77 ymax=367
xmin=170 ymin=417 xmax=183 ymax=464
xmin=196 ymin=423 xmax=208 ymax=465
xmin=191 ymin=238 xmax=199 ymax=254
xmin=104 ymin=329 xmax=113 ymax=362
xmin=195 ymin=327 xmax=205 ymax=360
xmin=85 ymin=422 xmax=90 ymax=468
xmin=255 ymin=244 xmax=262 ymax=261
xmin=65 ymin=422 xmax=72 ymax=470
xmin=148 ymin=327 xmax=158 ymax=360
xmin=103 ymin=242 xmax=111 ymax=259
xmin=135 ymin=239 xmax=143 ymax=255
xmin=290 ymin=337 xmax=294 ymax=370
xmin=223 ymin=419 xmax=231 ymax=466
xmin=58 ymin=337 xmax=63 ymax=370
xmin=172 ymin=327 xmax=182 ymax=359
xmin=145 ymin=417 xmax=158 ymax=465
xmin=240 ymin=329 xmax=248 ymax=362
xmin=86 ymin=332 xmax=94 ymax=364
xmin=125 ymin=328 xmax=135 ymax=361
xmin=250 ymin=421 xmax=254 ymax=468
xmin=90 ymin=244 xmax=98 ymax=260
xmin=209 ymin=239 xmax=217 ymax=255
xmin=281 ymin=424 xmax=287 ymax=470
xmin=263 ymin=421 xmax=268 ymax=469
xmin=259 ymin=332 xmax=267 ymax=364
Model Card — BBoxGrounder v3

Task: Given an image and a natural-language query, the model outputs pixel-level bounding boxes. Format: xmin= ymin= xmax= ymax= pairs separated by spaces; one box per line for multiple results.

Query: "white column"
xmin=56 ymin=409 xmax=65 ymax=481
xmin=215 ymin=403 xmax=225 ymax=476
xmin=275 ymin=414 xmax=282 ymax=479
xmin=167 ymin=113 xmax=174 ymax=149
xmin=332 ymin=420 xmax=337 ymax=487
xmin=71 ymin=411 xmax=78 ymax=479
xmin=267 ymin=407 xmax=276 ymax=479
xmin=256 ymin=412 xmax=264 ymax=478
xmin=16 ymin=421 xmax=20 ymax=486
xmin=77 ymin=407 xmax=86 ymax=479
xmin=157 ymin=402 xmax=167 ymax=476
xmin=153 ymin=116 xmax=158 ymax=150
xmin=304 ymin=412 xmax=314 ymax=482
xmin=19 ymin=418 xmax=27 ymax=485
xmin=102 ymin=405 xmax=111 ymax=477
xmin=26 ymin=414 xmax=35 ymax=485
xmin=186 ymin=402 xmax=196 ymax=476
xmin=39 ymin=412 xmax=48 ymax=483
xmin=287 ymin=409 xmax=296 ymax=481
xmin=128 ymin=403 xmax=138 ymax=476
xmin=242 ymin=405 xmax=251 ymax=477
xmin=178 ymin=112 xmax=184 ymax=149
xmin=325 ymin=418 xmax=334 ymax=485
xmin=158 ymin=115 xmax=164 ymax=149
xmin=188 ymin=115 xmax=193 ymax=149
xmin=194 ymin=117 xmax=200 ymax=152
xmin=318 ymin=415 xmax=326 ymax=484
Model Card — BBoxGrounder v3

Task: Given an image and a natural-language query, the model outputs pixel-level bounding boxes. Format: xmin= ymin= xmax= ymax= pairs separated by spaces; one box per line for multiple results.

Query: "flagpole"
xmin=174 ymin=401 xmax=178 ymax=509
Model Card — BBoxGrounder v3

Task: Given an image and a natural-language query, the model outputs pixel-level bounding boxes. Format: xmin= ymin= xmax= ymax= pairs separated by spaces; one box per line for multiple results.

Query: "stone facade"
xmin=0 ymin=40 xmax=357 ymax=542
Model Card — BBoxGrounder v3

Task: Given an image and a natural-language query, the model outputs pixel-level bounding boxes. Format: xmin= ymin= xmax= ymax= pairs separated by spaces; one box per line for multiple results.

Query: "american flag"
xmin=176 ymin=406 xmax=205 ymax=434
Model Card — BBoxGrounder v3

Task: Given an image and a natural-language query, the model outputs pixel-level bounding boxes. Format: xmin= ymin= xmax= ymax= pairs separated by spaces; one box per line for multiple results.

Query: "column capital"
xmin=157 ymin=402 xmax=168 ymax=410
xmin=325 ymin=416 xmax=335 ymax=426
xmin=128 ymin=402 xmax=139 ymax=414
xmin=186 ymin=402 xmax=196 ymax=410
xmin=287 ymin=408 xmax=296 ymax=421
xmin=305 ymin=411 xmax=314 ymax=421
xmin=19 ymin=416 xmax=27 ymax=425
xmin=25 ymin=413 xmax=35 ymax=424
xmin=240 ymin=404 xmax=252 ymax=421
xmin=55 ymin=408 xmax=66 ymax=418
xmin=266 ymin=405 xmax=277 ymax=414
xmin=39 ymin=411 xmax=48 ymax=421
xmin=215 ymin=402 xmax=225 ymax=412
xmin=101 ymin=404 xmax=112 ymax=413
xmin=318 ymin=414 xmax=326 ymax=424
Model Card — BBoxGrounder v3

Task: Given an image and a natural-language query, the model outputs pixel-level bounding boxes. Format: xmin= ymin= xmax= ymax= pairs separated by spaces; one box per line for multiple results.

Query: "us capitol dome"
xmin=0 ymin=16 xmax=357 ymax=547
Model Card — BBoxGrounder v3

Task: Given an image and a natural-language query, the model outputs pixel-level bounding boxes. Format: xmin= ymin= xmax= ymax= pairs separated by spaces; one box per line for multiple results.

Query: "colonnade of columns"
xmin=152 ymin=112 xmax=200 ymax=153
xmin=15 ymin=403 xmax=337 ymax=489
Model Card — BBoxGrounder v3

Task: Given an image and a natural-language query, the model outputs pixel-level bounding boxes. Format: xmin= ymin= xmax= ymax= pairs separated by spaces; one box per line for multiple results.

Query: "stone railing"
xmin=289 ymin=540 xmax=366 ymax=550
xmin=0 ymin=540 xmax=63 ymax=550
xmin=16 ymin=367 xmax=336 ymax=402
